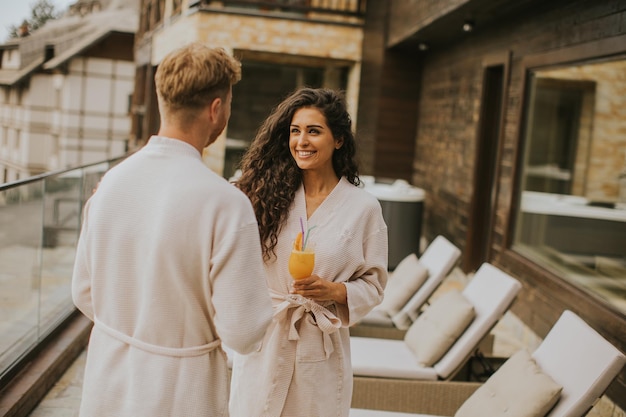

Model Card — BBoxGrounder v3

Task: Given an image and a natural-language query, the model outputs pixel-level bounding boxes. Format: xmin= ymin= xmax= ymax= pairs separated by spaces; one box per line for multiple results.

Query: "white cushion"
xmin=390 ymin=310 xmax=413 ymax=330
xmin=404 ymin=290 xmax=475 ymax=367
xmin=532 ymin=310 xmax=626 ymax=417
xmin=434 ymin=263 xmax=521 ymax=379
xmin=351 ymin=263 xmax=522 ymax=381
xmin=455 ymin=349 xmax=562 ymax=417
xmin=360 ymin=308 xmax=395 ymax=327
xmin=377 ymin=254 xmax=429 ymax=316
xmin=397 ymin=236 xmax=462 ymax=326
xmin=350 ymin=336 xmax=439 ymax=380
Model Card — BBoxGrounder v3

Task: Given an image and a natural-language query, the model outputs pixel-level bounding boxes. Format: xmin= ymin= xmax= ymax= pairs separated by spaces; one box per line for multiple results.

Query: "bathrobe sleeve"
xmin=209 ymin=193 xmax=273 ymax=354
xmin=342 ymin=224 xmax=388 ymax=325
xmin=211 ymin=213 xmax=273 ymax=354
xmin=340 ymin=213 xmax=388 ymax=326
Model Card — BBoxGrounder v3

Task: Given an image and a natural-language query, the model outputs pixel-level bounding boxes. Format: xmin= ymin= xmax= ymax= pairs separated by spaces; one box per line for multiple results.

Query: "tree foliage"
xmin=8 ymin=0 xmax=62 ymax=39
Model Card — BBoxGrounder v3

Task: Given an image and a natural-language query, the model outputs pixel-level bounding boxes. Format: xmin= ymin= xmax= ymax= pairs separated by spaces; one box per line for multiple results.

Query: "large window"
xmin=513 ymin=57 xmax=626 ymax=313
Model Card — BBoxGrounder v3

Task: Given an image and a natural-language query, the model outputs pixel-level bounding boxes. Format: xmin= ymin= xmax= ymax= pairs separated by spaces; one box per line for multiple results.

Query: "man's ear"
xmin=208 ymin=97 xmax=222 ymax=121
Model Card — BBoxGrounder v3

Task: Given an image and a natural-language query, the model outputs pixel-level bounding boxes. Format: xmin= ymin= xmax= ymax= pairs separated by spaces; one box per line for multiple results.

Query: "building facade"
xmin=0 ymin=0 xmax=138 ymax=184
xmin=359 ymin=0 xmax=626 ymax=408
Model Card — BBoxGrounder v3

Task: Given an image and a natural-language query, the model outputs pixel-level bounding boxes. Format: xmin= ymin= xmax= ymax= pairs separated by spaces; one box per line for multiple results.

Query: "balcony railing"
xmin=191 ymin=0 xmax=367 ymax=17
xmin=0 ymin=156 xmax=126 ymax=389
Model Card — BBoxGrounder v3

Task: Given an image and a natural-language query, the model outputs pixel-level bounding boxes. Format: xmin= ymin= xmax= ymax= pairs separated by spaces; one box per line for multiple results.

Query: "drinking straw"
xmin=303 ymin=225 xmax=317 ymax=250
xmin=299 ymin=217 xmax=305 ymax=250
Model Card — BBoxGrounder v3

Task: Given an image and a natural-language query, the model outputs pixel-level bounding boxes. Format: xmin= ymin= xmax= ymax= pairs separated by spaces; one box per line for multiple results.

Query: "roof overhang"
xmin=0 ymin=56 xmax=44 ymax=86
xmin=43 ymin=28 xmax=129 ymax=70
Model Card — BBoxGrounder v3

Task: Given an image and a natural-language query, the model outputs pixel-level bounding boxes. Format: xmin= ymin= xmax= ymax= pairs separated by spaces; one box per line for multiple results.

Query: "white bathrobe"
xmin=72 ymin=136 xmax=273 ymax=417
xmin=230 ymin=177 xmax=388 ymax=417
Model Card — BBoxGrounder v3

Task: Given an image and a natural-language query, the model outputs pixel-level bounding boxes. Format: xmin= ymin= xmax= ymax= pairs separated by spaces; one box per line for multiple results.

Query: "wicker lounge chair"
xmin=351 ymin=236 xmax=461 ymax=340
xmin=350 ymin=310 xmax=626 ymax=417
xmin=350 ymin=263 xmax=521 ymax=382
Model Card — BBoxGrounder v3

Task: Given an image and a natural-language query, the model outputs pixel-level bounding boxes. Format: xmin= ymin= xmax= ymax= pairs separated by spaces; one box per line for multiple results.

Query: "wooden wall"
xmin=355 ymin=0 xmax=387 ymax=176
xmin=372 ymin=48 xmax=421 ymax=181
xmin=357 ymin=1 xmax=421 ymax=180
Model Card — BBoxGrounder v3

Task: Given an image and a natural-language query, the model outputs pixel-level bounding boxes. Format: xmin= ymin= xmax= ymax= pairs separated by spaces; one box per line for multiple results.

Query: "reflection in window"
xmin=513 ymin=59 xmax=626 ymax=313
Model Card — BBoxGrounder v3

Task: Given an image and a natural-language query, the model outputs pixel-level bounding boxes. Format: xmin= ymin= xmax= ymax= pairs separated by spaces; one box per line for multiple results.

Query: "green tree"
xmin=8 ymin=0 xmax=61 ymax=38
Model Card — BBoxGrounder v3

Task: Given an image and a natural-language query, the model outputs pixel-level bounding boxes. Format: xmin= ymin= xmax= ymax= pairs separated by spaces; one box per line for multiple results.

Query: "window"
xmin=513 ymin=57 xmax=626 ymax=313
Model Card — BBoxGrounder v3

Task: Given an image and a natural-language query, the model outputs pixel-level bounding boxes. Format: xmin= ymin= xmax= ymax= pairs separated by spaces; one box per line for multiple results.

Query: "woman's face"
xmin=289 ymin=107 xmax=343 ymax=173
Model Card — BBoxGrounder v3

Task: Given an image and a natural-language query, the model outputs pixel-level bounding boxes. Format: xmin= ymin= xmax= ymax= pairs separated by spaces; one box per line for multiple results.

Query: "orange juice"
xmin=288 ymin=249 xmax=315 ymax=280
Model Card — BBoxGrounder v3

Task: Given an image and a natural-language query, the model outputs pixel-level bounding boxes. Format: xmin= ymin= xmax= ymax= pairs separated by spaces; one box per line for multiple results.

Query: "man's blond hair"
xmin=155 ymin=43 xmax=241 ymax=112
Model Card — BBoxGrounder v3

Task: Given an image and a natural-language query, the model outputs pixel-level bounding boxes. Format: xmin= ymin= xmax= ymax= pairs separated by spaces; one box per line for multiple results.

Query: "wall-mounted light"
xmin=462 ymin=20 xmax=474 ymax=32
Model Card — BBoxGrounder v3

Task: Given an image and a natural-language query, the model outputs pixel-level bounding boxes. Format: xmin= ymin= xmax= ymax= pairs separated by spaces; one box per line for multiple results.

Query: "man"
xmin=72 ymin=43 xmax=273 ymax=417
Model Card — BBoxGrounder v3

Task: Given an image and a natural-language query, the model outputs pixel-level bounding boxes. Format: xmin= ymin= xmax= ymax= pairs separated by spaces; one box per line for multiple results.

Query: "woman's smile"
xmin=297 ymin=150 xmax=316 ymax=158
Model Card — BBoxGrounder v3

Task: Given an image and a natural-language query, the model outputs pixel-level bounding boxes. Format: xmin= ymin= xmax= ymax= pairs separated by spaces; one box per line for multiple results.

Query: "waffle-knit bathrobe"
xmin=72 ymin=136 xmax=273 ymax=417
xmin=230 ymin=177 xmax=388 ymax=417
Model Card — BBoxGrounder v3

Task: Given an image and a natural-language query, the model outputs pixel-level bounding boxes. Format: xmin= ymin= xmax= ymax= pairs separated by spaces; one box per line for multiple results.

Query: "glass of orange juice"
xmin=289 ymin=247 xmax=315 ymax=280
xmin=288 ymin=230 xmax=315 ymax=280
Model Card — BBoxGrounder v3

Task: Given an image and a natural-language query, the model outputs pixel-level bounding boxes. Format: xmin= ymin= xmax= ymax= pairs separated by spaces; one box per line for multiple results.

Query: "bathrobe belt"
xmin=271 ymin=290 xmax=341 ymax=359
xmin=94 ymin=317 xmax=221 ymax=357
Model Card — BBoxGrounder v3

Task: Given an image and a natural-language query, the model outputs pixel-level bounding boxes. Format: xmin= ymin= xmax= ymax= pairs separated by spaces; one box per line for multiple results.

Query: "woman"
xmin=230 ymin=88 xmax=388 ymax=417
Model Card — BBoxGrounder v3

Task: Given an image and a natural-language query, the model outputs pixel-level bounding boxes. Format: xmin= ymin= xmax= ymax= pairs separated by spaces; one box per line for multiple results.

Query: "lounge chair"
xmin=350 ymin=263 xmax=522 ymax=382
xmin=352 ymin=236 xmax=461 ymax=339
xmin=350 ymin=310 xmax=626 ymax=417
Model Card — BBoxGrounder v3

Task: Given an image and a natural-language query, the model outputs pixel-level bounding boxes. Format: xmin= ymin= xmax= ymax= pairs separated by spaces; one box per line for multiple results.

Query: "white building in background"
xmin=0 ymin=0 xmax=139 ymax=184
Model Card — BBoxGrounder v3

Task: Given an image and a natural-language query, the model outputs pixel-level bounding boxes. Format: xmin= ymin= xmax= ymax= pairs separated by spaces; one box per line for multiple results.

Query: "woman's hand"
xmin=290 ymin=275 xmax=347 ymax=305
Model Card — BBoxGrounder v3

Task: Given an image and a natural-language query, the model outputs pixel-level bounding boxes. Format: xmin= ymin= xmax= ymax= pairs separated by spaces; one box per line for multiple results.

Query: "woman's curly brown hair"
xmin=236 ymin=88 xmax=360 ymax=261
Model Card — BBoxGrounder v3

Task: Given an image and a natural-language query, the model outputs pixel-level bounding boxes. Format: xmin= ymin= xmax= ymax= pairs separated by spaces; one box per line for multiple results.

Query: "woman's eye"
xmin=290 ymin=128 xmax=300 ymax=134
xmin=308 ymin=129 xmax=319 ymax=134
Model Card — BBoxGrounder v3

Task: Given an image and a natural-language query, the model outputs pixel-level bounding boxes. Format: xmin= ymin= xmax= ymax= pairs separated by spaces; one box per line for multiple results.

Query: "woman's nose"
xmin=297 ymin=134 xmax=310 ymax=146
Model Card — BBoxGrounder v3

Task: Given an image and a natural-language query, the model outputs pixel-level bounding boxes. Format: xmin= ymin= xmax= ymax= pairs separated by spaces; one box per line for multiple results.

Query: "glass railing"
xmin=0 ymin=156 xmax=127 ymax=385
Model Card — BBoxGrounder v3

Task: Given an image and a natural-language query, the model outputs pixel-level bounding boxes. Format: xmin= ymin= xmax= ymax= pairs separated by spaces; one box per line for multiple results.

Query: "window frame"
xmin=501 ymin=34 xmax=626 ymax=317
